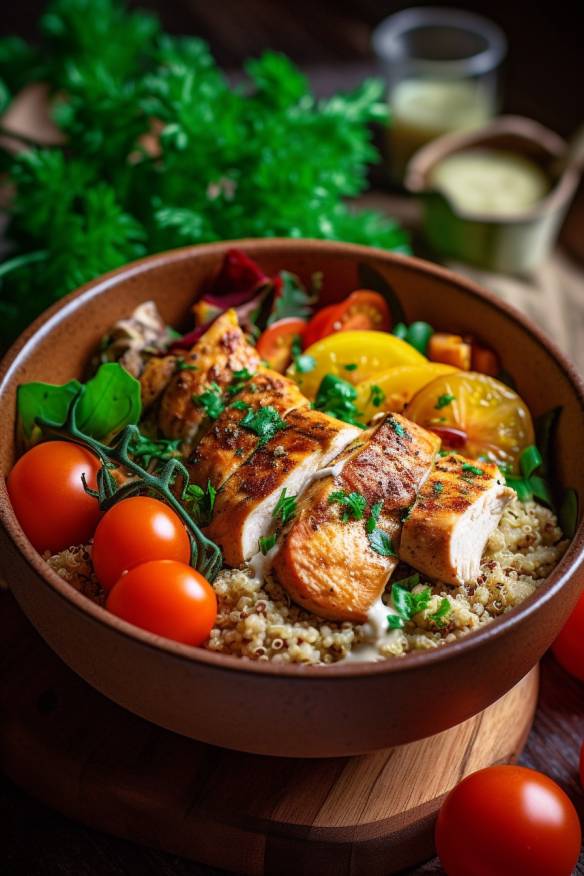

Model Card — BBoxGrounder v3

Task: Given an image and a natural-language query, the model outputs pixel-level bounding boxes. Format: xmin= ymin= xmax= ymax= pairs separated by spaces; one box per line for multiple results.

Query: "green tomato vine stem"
xmin=36 ymin=387 xmax=223 ymax=582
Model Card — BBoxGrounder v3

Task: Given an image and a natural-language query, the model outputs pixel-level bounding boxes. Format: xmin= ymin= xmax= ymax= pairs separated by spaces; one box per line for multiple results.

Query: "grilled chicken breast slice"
xmin=399 ymin=453 xmax=515 ymax=585
xmin=158 ymin=310 xmax=261 ymax=445
xmin=188 ymin=370 xmax=308 ymax=490
xmin=139 ymin=355 xmax=177 ymax=410
xmin=204 ymin=408 xmax=361 ymax=566
xmin=272 ymin=414 xmax=440 ymax=622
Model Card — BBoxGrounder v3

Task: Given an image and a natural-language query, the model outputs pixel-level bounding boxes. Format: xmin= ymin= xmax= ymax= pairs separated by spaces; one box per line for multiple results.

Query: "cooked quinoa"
xmin=47 ymin=496 xmax=567 ymax=664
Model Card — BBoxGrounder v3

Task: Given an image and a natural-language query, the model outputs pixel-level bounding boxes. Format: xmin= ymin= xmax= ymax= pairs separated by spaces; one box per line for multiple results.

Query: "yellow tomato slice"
xmin=290 ymin=330 xmax=426 ymax=400
xmin=356 ymin=363 xmax=457 ymax=421
xmin=406 ymin=371 xmax=534 ymax=472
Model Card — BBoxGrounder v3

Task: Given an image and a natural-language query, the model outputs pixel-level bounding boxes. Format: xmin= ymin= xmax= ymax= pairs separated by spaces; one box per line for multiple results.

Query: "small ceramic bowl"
xmin=0 ymin=239 xmax=583 ymax=758
xmin=405 ymin=115 xmax=582 ymax=274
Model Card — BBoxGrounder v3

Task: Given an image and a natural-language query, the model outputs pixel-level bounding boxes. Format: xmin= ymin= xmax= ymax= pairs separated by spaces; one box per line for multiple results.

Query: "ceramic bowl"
xmin=405 ymin=116 xmax=582 ymax=274
xmin=1 ymin=239 xmax=583 ymax=758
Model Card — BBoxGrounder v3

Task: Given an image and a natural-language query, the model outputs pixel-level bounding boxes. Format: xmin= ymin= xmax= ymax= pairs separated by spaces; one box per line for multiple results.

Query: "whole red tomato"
xmin=552 ymin=591 xmax=584 ymax=681
xmin=106 ymin=559 xmax=217 ymax=645
xmin=7 ymin=440 xmax=101 ymax=553
xmin=435 ymin=765 xmax=581 ymax=876
xmin=92 ymin=496 xmax=191 ymax=591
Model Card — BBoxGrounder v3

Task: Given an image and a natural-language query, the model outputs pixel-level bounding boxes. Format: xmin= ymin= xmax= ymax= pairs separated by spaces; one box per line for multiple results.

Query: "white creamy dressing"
xmin=307 ymin=457 xmax=347 ymax=484
xmin=342 ymin=596 xmax=401 ymax=663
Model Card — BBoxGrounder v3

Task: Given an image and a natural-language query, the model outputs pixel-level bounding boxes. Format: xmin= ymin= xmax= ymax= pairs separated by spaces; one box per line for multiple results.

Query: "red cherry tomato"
xmin=435 ymin=765 xmax=581 ymax=876
xmin=106 ymin=559 xmax=217 ymax=645
xmin=7 ymin=440 xmax=101 ymax=553
xmin=552 ymin=591 xmax=584 ymax=681
xmin=302 ymin=304 xmax=340 ymax=348
xmin=580 ymin=742 xmax=584 ymax=789
xmin=256 ymin=318 xmax=306 ymax=372
xmin=92 ymin=496 xmax=191 ymax=592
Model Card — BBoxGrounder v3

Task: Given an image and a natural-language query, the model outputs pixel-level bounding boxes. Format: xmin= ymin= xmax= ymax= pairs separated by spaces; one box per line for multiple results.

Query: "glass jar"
xmin=372 ymin=7 xmax=507 ymax=180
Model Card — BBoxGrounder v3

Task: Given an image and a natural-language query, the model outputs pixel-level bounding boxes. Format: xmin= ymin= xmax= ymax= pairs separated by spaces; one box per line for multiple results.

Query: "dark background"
xmin=2 ymin=0 xmax=584 ymax=136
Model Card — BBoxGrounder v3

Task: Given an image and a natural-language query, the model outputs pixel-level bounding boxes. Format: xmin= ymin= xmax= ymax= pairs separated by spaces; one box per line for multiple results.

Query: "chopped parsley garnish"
xmin=184 ymin=480 xmax=217 ymax=524
xmin=291 ymin=336 xmax=316 ymax=374
xmin=368 ymin=528 xmax=396 ymax=557
xmin=388 ymin=582 xmax=431 ymax=629
xmin=435 ymin=393 xmax=456 ymax=410
xmin=230 ymin=399 xmax=250 ymax=411
xmin=314 ymin=373 xmax=365 ymax=428
xmin=273 ymin=488 xmax=297 ymax=526
xmin=227 ymin=367 xmax=255 ymax=396
xmin=433 ymin=482 xmax=444 ymax=494
xmin=175 ymin=357 xmax=198 ymax=372
xmin=193 ymin=382 xmax=224 ymax=420
xmin=258 ymin=533 xmax=277 ymax=555
xmin=388 ymin=417 xmax=407 ymax=438
xmin=429 ymin=598 xmax=451 ymax=627
xmin=129 ymin=434 xmax=182 ymax=467
xmin=366 ymin=500 xmax=383 ymax=533
xmin=343 ymin=363 xmax=358 ymax=372
xmin=369 ymin=384 xmax=386 ymax=408
xmin=462 ymin=463 xmax=484 ymax=476
xmin=393 ymin=572 xmax=420 ymax=589
xmin=240 ymin=405 xmax=287 ymax=445
xmin=328 ymin=489 xmax=367 ymax=522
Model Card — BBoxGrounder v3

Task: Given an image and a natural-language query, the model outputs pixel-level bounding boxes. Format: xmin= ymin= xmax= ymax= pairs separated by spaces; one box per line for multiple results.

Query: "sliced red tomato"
xmin=303 ymin=290 xmax=390 ymax=347
xmin=256 ymin=318 xmax=306 ymax=372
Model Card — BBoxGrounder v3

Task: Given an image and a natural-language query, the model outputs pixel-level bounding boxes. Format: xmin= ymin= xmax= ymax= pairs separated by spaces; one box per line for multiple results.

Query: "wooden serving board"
xmin=0 ymin=591 xmax=538 ymax=876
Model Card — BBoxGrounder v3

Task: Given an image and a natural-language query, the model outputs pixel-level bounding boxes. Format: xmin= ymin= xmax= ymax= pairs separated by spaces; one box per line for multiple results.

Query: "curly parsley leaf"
xmin=314 ymin=373 xmax=365 ymax=428
xmin=184 ymin=479 xmax=216 ymax=524
xmin=240 ymin=405 xmax=287 ymax=445
xmin=429 ymin=597 xmax=451 ymax=627
xmin=435 ymin=393 xmax=456 ymax=410
xmin=368 ymin=528 xmax=396 ymax=557
xmin=129 ymin=433 xmax=181 ymax=466
xmin=328 ymin=489 xmax=367 ymax=522
xmin=193 ymin=383 xmax=225 ymax=420
xmin=366 ymin=500 xmax=383 ymax=533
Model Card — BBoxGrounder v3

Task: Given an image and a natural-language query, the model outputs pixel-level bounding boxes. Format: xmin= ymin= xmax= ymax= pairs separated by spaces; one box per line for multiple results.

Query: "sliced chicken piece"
xmin=272 ymin=414 xmax=440 ymax=622
xmin=399 ymin=453 xmax=515 ymax=585
xmin=139 ymin=355 xmax=177 ymax=410
xmin=204 ymin=408 xmax=361 ymax=566
xmin=189 ymin=370 xmax=308 ymax=490
xmin=158 ymin=310 xmax=261 ymax=445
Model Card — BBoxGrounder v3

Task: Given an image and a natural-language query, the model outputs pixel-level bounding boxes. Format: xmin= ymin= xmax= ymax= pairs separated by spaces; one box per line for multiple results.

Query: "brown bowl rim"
xmin=1 ymin=238 xmax=583 ymax=680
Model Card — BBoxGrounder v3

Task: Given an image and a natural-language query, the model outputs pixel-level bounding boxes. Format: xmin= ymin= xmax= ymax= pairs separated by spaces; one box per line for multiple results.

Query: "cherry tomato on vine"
xmin=7 ymin=440 xmax=101 ymax=553
xmin=552 ymin=591 xmax=584 ymax=682
xmin=92 ymin=496 xmax=190 ymax=591
xmin=302 ymin=304 xmax=340 ymax=348
xmin=256 ymin=318 xmax=306 ymax=371
xmin=106 ymin=559 xmax=217 ymax=645
xmin=435 ymin=765 xmax=581 ymax=876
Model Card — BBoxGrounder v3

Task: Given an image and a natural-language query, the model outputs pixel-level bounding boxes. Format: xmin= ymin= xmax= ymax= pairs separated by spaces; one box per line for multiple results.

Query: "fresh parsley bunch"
xmin=0 ymin=0 xmax=409 ymax=345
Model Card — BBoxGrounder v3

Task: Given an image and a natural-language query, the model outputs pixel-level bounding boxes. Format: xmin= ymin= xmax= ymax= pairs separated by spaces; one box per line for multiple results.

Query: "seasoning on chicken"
xmin=204 ymin=408 xmax=361 ymax=565
xmin=158 ymin=309 xmax=261 ymax=445
xmin=139 ymin=355 xmax=177 ymax=410
xmin=399 ymin=453 xmax=515 ymax=585
xmin=272 ymin=414 xmax=440 ymax=622
xmin=188 ymin=369 xmax=308 ymax=490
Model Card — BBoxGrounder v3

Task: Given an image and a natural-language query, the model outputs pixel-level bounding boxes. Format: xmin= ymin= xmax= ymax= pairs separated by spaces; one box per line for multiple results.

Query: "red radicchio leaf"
xmin=169 ymin=249 xmax=275 ymax=351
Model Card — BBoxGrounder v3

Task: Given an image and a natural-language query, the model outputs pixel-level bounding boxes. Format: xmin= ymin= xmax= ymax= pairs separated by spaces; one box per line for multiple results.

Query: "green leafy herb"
xmin=392 ymin=572 xmax=420 ymax=589
xmin=368 ymin=528 xmax=396 ymax=557
xmin=366 ymin=500 xmax=383 ymax=533
xmin=17 ymin=378 xmax=82 ymax=447
xmin=389 ymin=582 xmax=431 ymax=629
xmin=506 ymin=443 xmax=554 ymax=510
xmin=462 ymin=463 xmax=484 ymax=476
xmin=369 ymin=384 xmax=385 ymax=408
xmin=230 ymin=399 xmax=250 ymax=411
xmin=240 ymin=405 xmax=287 ymax=445
xmin=193 ymin=383 xmax=224 ymax=420
xmin=268 ymin=271 xmax=314 ymax=325
xmin=433 ymin=482 xmax=444 ymax=494
xmin=258 ymin=532 xmax=277 ymax=555
xmin=328 ymin=489 xmax=367 ymax=522
xmin=392 ymin=321 xmax=433 ymax=354
xmin=129 ymin=433 xmax=181 ymax=466
xmin=435 ymin=393 xmax=455 ymax=410
xmin=429 ymin=598 xmax=451 ymax=627
xmin=0 ymin=2 xmax=409 ymax=346
xmin=388 ymin=417 xmax=407 ymax=438
xmin=184 ymin=480 xmax=217 ymax=524
xmin=343 ymin=363 xmax=358 ymax=372
xmin=291 ymin=336 xmax=316 ymax=374
xmin=273 ymin=488 xmax=297 ymax=526
xmin=314 ymin=373 xmax=365 ymax=427
xmin=175 ymin=357 xmax=198 ymax=372
xmin=227 ymin=367 xmax=255 ymax=396
xmin=519 ymin=445 xmax=543 ymax=479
